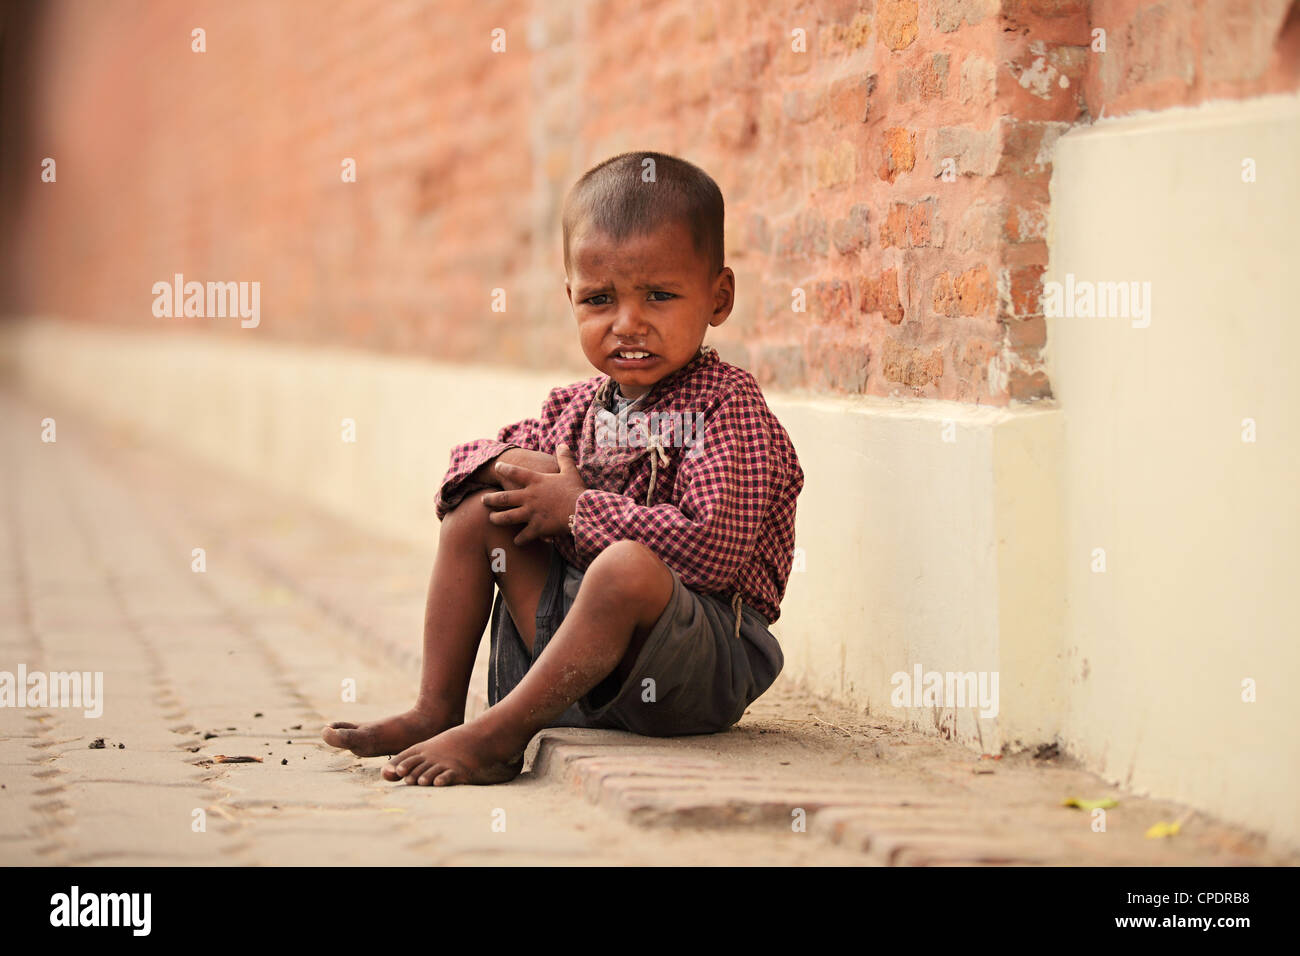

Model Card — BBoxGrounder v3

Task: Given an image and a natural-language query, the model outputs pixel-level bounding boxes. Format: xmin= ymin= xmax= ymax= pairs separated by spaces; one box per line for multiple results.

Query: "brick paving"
xmin=1 ymin=385 xmax=1292 ymax=866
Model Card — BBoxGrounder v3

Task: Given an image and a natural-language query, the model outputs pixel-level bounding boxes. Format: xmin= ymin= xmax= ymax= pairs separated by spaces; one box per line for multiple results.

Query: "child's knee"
xmin=442 ymin=492 xmax=536 ymax=560
xmin=583 ymin=541 xmax=672 ymax=608
xmin=441 ymin=492 xmax=492 ymax=540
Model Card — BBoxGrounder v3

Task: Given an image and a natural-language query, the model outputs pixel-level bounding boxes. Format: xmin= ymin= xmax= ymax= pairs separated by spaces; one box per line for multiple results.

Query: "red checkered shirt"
xmin=434 ymin=346 xmax=804 ymax=624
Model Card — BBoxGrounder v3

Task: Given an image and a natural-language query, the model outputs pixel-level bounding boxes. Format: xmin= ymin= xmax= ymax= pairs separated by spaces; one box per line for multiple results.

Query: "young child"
xmin=322 ymin=151 xmax=804 ymax=786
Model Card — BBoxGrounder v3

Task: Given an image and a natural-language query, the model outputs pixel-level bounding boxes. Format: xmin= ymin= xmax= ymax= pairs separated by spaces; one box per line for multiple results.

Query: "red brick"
xmin=783 ymin=87 xmax=825 ymax=123
xmin=1008 ymin=368 xmax=1053 ymax=402
xmin=959 ymin=54 xmax=998 ymax=107
xmin=935 ymin=0 xmax=995 ymax=33
xmin=738 ymin=38 xmax=774 ymax=84
xmin=908 ymin=200 xmax=934 ymax=247
xmin=956 ymin=265 xmax=997 ymax=316
xmin=815 ymin=140 xmax=858 ymax=188
xmin=809 ymin=327 xmax=872 ymax=392
xmin=897 ymin=53 xmax=950 ymax=103
xmin=1008 ymin=264 xmax=1045 ymax=316
xmin=752 ymin=342 xmax=808 ymax=389
xmin=1002 ymin=0 xmax=1088 ymax=24
xmin=933 ymin=272 xmax=959 ymax=316
xmin=878 ymin=127 xmax=917 ymax=182
xmin=881 ymin=203 xmax=911 ymax=248
xmin=1007 ymin=315 xmax=1048 ymax=349
xmin=921 ymin=53 xmax=951 ymax=99
xmin=860 ymin=269 xmax=905 ymax=325
xmin=957 ymin=339 xmax=999 ymax=390
xmin=831 ymin=203 xmax=871 ymax=255
xmin=1004 ymin=195 xmax=1048 ymax=242
xmin=841 ymin=11 xmax=874 ymax=50
xmin=935 ymin=266 xmax=996 ymax=317
xmin=813 ymin=278 xmax=854 ymax=323
xmin=829 ymin=73 xmax=870 ymax=125
xmin=882 ymin=337 xmax=944 ymax=389
xmin=878 ymin=0 xmax=920 ymax=51
xmin=996 ymin=118 xmax=1069 ymax=181
xmin=774 ymin=211 xmax=830 ymax=260
xmin=934 ymin=125 xmax=1000 ymax=177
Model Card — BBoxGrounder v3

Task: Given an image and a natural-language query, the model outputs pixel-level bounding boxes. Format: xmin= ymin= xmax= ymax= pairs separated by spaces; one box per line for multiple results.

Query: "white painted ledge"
xmin=3 ymin=317 xmax=1064 ymax=759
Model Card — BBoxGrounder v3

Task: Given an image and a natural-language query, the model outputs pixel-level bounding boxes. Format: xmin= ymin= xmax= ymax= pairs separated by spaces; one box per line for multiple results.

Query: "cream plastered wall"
xmin=2 ymin=318 xmax=1065 ymax=756
xmin=1046 ymin=93 xmax=1300 ymax=847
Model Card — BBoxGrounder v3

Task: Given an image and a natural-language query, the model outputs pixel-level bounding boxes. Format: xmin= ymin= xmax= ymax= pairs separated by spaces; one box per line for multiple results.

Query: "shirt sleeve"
xmin=569 ymin=389 xmax=782 ymax=594
xmin=434 ymin=416 xmax=542 ymax=520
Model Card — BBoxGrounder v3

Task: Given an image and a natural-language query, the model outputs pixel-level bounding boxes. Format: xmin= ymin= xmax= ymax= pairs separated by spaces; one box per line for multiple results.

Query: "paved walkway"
xmin=1 ymin=385 xmax=1291 ymax=866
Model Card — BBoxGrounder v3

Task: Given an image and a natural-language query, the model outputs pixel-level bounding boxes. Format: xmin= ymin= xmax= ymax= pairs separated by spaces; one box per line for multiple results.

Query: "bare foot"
xmin=381 ymin=719 xmax=525 ymax=787
xmin=321 ymin=707 xmax=460 ymax=757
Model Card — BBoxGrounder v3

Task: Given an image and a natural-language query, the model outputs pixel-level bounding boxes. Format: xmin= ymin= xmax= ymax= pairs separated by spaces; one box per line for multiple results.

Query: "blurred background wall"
xmin=5 ymin=0 xmax=1293 ymax=403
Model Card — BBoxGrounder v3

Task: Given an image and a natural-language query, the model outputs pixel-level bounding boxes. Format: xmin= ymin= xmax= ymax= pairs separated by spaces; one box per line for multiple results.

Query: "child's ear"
xmin=709 ymin=268 xmax=736 ymax=327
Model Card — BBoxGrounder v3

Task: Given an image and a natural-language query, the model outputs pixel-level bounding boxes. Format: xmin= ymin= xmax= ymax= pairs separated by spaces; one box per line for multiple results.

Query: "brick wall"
xmin=2 ymin=0 xmax=1296 ymax=403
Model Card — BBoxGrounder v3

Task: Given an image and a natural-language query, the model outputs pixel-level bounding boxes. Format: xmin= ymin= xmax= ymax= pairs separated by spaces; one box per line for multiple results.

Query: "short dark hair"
xmin=562 ymin=151 xmax=725 ymax=279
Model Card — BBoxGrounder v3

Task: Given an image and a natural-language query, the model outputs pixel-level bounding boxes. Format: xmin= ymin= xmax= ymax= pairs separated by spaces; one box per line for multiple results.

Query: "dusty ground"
xmin=1 ymin=384 xmax=1292 ymax=866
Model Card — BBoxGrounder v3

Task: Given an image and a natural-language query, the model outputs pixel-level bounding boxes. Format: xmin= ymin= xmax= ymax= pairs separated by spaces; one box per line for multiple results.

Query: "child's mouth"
xmin=610 ymin=350 xmax=658 ymax=369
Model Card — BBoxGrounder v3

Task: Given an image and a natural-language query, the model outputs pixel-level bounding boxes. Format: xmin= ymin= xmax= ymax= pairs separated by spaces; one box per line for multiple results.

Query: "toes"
xmin=321 ymin=724 xmax=354 ymax=747
xmin=403 ymin=761 xmax=432 ymax=786
xmin=386 ymin=753 xmax=422 ymax=780
xmin=433 ymin=767 xmax=460 ymax=787
xmin=322 ymin=722 xmax=384 ymax=756
xmin=417 ymin=763 xmax=448 ymax=786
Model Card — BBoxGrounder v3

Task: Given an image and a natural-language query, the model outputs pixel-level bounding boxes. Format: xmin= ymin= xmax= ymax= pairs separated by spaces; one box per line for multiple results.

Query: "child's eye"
xmin=584 ymin=292 xmax=673 ymax=305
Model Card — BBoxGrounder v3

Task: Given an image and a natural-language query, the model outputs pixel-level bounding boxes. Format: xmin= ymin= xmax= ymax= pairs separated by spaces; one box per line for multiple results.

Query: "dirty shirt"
xmin=434 ymin=346 xmax=804 ymax=624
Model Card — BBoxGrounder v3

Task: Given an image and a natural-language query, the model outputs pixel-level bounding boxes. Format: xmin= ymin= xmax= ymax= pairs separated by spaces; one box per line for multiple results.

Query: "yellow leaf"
xmin=1145 ymin=820 xmax=1181 ymax=839
xmin=1063 ymin=796 xmax=1118 ymax=810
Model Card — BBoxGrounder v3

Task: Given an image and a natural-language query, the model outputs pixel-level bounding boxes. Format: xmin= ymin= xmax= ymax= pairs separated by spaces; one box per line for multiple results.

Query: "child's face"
xmin=566 ymin=219 xmax=734 ymax=399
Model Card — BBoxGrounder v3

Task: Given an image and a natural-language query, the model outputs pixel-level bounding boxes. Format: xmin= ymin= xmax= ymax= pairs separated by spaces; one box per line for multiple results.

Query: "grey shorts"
xmin=487 ymin=546 xmax=784 ymax=736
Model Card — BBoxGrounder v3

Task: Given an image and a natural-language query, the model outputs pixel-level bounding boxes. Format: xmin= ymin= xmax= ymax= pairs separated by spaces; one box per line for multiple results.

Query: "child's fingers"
xmin=482 ymin=490 xmax=519 ymax=509
xmin=496 ymin=460 xmax=538 ymax=482
xmin=487 ymin=506 xmax=530 ymax=526
xmin=556 ymin=443 xmax=578 ymax=472
xmin=513 ymin=521 xmax=545 ymax=546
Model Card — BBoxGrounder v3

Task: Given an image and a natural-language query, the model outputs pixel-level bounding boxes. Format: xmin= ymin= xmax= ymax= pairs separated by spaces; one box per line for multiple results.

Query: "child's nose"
xmin=611 ymin=307 xmax=650 ymax=337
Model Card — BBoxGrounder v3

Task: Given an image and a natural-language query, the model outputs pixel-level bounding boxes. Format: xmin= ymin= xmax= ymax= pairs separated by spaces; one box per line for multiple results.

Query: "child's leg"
xmin=322 ymin=492 xmax=553 ymax=756
xmin=382 ymin=539 xmax=674 ymax=786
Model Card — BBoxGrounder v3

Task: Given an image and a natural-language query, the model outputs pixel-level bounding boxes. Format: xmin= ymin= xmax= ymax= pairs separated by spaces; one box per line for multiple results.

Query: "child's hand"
xmin=495 ymin=448 xmax=559 ymax=490
xmin=471 ymin=448 xmax=558 ymax=489
xmin=483 ymin=445 xmax=586 ymax=544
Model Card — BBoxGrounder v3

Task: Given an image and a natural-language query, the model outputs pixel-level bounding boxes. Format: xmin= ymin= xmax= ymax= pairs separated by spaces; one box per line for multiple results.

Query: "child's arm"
xmin=468 ymin=448 xmax=559 ymax=488
xmin=570 ymin=390 xmax=796 ymax=595
xmin=434 ymin=381 xmax=586 ymax=519
xmin=435 ymin=418 xmax=545 ymax=519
